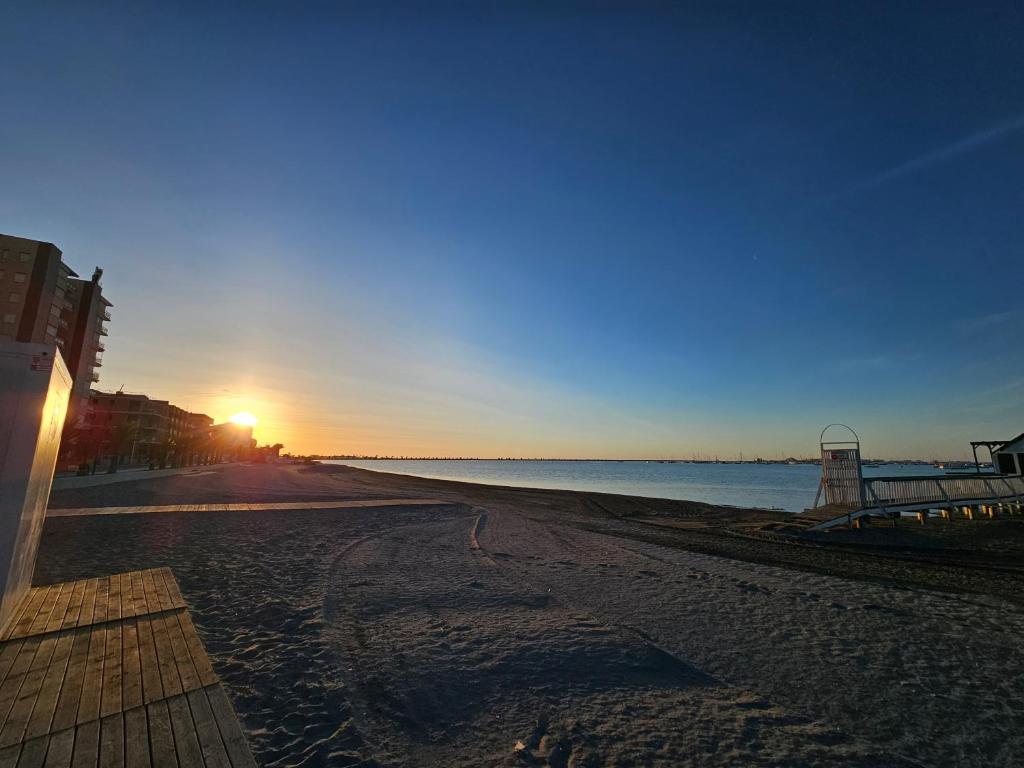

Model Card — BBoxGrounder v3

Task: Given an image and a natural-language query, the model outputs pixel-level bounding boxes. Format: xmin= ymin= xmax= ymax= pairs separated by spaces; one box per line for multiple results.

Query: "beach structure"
xmin=0 ymin=343 xmax=72 ymax=632
xmin=0 ymin=341 xmax=256 ymax=765
xmin=806 ymin=424 xmax=1024 ymax=531
xmin=984 ymin=434 xmax=1024 ymax=476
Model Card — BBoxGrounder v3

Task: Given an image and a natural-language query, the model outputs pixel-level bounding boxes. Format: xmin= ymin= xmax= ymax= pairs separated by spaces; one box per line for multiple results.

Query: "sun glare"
xmin=229 ymin=411 xmax=258 ymax=427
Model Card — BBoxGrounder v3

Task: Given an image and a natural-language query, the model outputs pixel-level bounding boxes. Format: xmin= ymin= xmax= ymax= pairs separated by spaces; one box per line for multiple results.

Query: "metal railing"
xmin=863 ymin=474 xmax=1024 ymax=510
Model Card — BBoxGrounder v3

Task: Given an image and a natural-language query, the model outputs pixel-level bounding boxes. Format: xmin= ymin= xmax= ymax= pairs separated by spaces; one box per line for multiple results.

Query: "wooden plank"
xmin=146 ymin=615 xmax=181 ymax=700
xmin=29 ymin=586 xmax=67 ymax=638
xmin=77 ymin=580 xmax=99 ymax=630
xmin=120 ymin=621 xmax=143 ymax=712
xmin=43 ymin=583 xmax=76 ymax=636
xmin=92 ymin=580 xmax=110 ymax=627
xmin=105 ymin=578 xmax=121 ymax=626
xmin=185 ymin=690 xmax=229 ymax=768
xmin=123 ymin=708 xmax=150 ymax=768
xmin=129 ymin=574 xmax=146 ymax=619
xmin=117 ymin=576 xmax=133 ymax=621
xmin=76 ymin=624 xmax=107 ymax=725
xmin=23 ymin=631 xmax=75 ymax=740
xmin=158 ymin=576 xmax=184 ymax=612
xmin=138 ymin=575 xmax=159 ymax=621
xmin=70 ymin=719 xmax=99 ymax=768
xmin=159 ymin=617 xmax=198 ymax=695
xmin=41 ymin=729 xmax=74 ymax=768
xmin=6 ymin=588 xmax=51 ymax=641
xmin=15 ymin=735 xmax=47 ymax=768
xmin=165 ymin=697 xmax=202 ymax=768
xmin=134 ymin=619 xmax=162 ymax=707
xmin=60 ymin=581 xmax=87 ymax=631
xmin=50 ymin=628 xmax=91 ymax=734
xmin=149 ymin=577 xmax=172 ymax=616
xmin=42 ymin=729 xmax=74 ymax=768
xmin=0 ymin=639 xmax=42 ymax=734
xmin=99 ymin=622 xmax=122 ymax=719
xmin=0 ymin=744 xmax=19 ymax=768
xmin=205 ymin=687 xmax=255 ymax=768
xmin=0 ymin=642 xmax=26 ymax=689
xmin=98 ymin=714 xmax=124 ymax=768
xmin=144 ymin=702 xmax=177 ymax=768
xmin=0 ymin=635 xmax=59 ymax=746
xmin=173 ymin=615 xmax=216 ymax=688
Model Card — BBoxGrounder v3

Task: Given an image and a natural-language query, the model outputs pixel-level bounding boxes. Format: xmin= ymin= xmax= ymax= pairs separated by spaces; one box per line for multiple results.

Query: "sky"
xmin=2 ymin=2 xmax=1022 ymax=459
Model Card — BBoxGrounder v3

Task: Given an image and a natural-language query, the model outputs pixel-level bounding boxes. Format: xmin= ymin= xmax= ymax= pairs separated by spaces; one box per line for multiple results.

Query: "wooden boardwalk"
xmin=805 ymin=474 xmax=1024 ymax=530
xmin=0 ymin=569 xmax=255 ymax=767
xmin=48 ymin=499 xmax=448 ymax=518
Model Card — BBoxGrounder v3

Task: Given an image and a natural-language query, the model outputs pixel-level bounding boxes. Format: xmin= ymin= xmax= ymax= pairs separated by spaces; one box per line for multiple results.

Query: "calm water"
xmin=324 ymin=459 xmax=946 ymax=512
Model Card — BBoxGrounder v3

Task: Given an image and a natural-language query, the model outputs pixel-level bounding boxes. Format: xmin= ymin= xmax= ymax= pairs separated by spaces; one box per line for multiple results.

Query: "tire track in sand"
xmin=324 ymin=509 xmax=917 ymax=767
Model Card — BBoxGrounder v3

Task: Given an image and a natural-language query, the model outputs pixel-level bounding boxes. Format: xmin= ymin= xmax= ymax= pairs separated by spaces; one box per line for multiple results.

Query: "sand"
xmin=38 ymin=463 xmax=1024 ymax=767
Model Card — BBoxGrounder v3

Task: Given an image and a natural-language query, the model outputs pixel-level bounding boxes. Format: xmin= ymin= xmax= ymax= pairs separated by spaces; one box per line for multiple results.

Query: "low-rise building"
xmin=69 ymin=392 xmax=253 ymax=470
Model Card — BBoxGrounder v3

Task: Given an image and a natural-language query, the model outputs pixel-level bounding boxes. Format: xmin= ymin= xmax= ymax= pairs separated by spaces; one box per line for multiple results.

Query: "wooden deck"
xmin=805 ymin=474 xmax=1024 ymax=530
xmin=0 ymin=569 xmax=256 ymax=767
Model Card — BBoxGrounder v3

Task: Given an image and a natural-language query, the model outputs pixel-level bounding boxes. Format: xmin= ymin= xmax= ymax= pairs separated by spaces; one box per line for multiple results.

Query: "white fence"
xmin=863 ymin=474 xmax=1024 ymax=511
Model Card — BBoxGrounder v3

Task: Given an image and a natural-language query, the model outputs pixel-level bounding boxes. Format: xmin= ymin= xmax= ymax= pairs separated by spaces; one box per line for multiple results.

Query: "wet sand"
xmin=39 ymin=463 xmax=1024 ymax=767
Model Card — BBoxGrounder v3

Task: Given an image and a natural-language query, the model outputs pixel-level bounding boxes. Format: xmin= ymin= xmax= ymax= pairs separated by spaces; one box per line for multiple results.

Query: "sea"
xmin=323 ymin=459 xmax=948 ymax=513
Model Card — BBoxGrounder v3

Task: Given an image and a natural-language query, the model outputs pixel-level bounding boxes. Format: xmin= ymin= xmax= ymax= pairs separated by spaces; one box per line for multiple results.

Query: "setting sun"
xmin=229 ymin=411 xmax=258 ymax=427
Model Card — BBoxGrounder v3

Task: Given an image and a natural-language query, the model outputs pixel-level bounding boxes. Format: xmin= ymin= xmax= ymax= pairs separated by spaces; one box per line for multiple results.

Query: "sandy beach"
xmin=38 ymin=463 xmax=1024 ymax=767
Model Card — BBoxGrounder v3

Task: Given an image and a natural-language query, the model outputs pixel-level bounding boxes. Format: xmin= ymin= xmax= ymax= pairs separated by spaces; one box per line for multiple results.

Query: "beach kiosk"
xmin=991 ymin=434 xmax=1024 ymax=476
xmin=0 ymin=342 xmax=72 ymax=633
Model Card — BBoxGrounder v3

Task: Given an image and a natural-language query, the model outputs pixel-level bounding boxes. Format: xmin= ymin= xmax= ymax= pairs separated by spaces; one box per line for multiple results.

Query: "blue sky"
xmin=2 ymin=2 xmax=1022 ymax=458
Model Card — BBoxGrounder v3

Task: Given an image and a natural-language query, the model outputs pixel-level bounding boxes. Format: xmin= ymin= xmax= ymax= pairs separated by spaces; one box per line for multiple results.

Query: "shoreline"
xmin=319 ymin=458 xmax=950 ymax=513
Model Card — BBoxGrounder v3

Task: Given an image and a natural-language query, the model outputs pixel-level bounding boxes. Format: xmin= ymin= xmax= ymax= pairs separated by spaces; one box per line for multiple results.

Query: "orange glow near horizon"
xmin=229 ymin=411 xmax=258 ymax=427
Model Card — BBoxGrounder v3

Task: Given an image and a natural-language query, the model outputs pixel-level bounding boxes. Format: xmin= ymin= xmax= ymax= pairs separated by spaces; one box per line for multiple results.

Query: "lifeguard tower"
xmin=805 ymin=425 xmax=1024 ymax=531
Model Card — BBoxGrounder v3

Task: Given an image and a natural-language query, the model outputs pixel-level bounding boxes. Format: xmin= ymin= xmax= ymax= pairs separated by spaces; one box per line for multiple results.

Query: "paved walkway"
xmin=51 ymin=466 xmax=228 ymax=492
xmin=48 ymin=499 xmax=450 ymax=518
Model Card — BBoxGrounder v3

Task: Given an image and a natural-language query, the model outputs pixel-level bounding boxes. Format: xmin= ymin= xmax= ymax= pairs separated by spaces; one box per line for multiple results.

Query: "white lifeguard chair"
xmin=813 ymin=424 xmax=866 ymax=511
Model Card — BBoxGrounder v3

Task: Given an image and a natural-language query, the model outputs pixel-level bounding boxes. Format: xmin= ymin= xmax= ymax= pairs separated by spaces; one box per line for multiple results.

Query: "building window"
xmin=18 ymin=252 xmax=30 ymax=262
xmin=0 ymin=251 xmax=9 ymax=262
xmin=8 ymin=293 xmax=19 ymax=303
xmin=2 ymin=314 xmax=14 ymax=324
xmin=13 ymin=272 xmax=26 ymax=283
xmin=46 ymin=324 xmax=58 ymax=338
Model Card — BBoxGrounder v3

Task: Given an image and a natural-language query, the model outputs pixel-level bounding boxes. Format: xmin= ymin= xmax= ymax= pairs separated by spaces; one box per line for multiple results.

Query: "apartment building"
xmin=0 ymin=233 xmax=111 ymax=417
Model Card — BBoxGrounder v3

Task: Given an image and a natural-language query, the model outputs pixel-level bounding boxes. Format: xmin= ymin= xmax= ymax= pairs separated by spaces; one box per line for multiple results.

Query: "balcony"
xmin=90 ymin=371 xmax=100 ymax=382
xmin=99 ymin=326 xmax=108 ymax=336
xmin=94 ymin=341 xmax=105 ymax=352
xmin=101 ymin=310 xmax=111 ymax=322
xmin=93 ymin=356 xmax=103 ymax=368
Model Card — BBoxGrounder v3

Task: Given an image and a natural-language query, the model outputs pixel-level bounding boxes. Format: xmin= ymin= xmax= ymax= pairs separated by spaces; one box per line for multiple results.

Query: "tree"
xmin=107 ymin=421 xmax=140 ymax=473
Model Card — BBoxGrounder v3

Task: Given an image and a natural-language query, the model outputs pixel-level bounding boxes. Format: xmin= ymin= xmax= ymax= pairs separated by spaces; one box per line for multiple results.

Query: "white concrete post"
xmin=0 ymin=343 xmax=72 ymax=633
